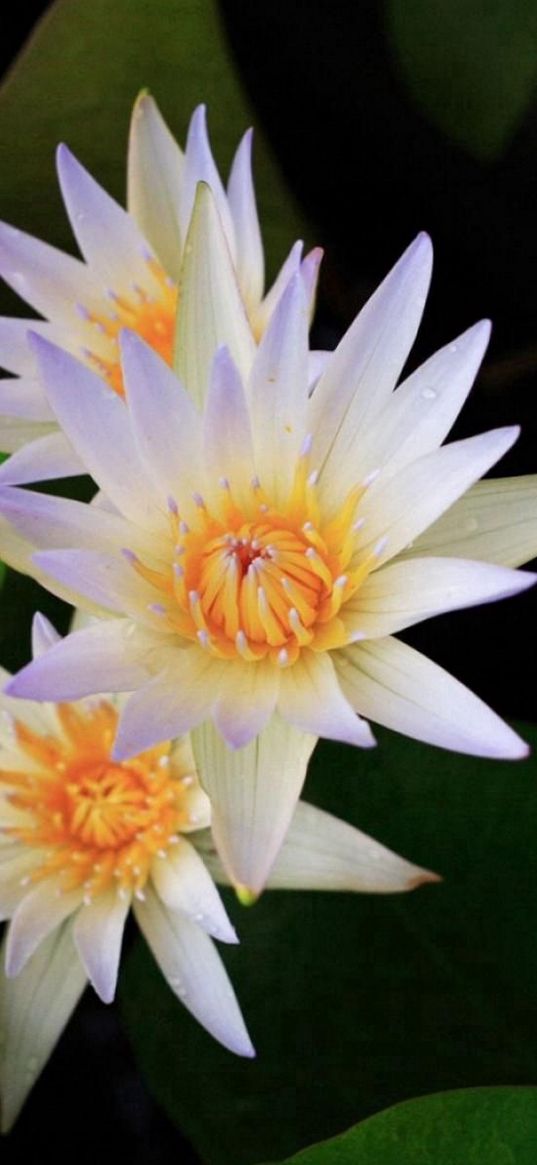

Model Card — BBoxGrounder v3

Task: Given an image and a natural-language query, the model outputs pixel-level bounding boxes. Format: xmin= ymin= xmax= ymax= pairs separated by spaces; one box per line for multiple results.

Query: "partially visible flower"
xmin=0 ymin=614 xmax=437 ymax=1130
xmin=1 ymin=210 xmax=536 ymax=897
xmin=0 ymin=95 xmax=319 ymax=484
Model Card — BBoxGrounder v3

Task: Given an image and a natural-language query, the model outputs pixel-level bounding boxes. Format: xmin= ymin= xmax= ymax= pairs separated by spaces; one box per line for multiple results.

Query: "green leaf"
xmin=386 ymin=1 xmax=537 ymax=161
xmin=0 ymin=0 xmax=307 ymax=293
xmin=121 ymin=723 xmax=537 ymax=1165
xmin=274 ymin=1087 xmax=537 ymax=1164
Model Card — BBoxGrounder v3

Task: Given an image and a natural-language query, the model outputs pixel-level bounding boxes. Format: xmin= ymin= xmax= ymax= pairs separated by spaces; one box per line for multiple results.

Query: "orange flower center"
xmin=82 ymin=256 xmax=177 ymax=396
xmin=1 ymin=701 xmax=195 ymax=900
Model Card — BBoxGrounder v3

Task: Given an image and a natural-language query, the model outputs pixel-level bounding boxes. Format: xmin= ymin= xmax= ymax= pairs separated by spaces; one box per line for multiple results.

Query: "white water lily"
xmin=0 ymin=94 xmax=319 ymax=484
xmin=0 ymin=614 xmax=436 ymax=1131
xmin=0 ymin=205 xmax=536 ymax=898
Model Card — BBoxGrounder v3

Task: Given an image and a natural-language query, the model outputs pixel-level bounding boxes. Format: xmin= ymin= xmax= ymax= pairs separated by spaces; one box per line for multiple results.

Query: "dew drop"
xmin=449 ymin=343 xmax=458 ymax=354
xmin=421 ymin=386 xmax=437 ymax=400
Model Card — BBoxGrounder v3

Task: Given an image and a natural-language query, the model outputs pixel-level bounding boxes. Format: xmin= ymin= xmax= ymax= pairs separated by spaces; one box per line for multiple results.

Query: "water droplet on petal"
xmin=421 ymin=386 xmax=437 ymax=400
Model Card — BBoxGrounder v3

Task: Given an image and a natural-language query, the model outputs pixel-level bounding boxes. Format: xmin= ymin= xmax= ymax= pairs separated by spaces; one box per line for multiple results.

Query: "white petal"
xmin=403 ymin=476 xmax=537 ymax=568
xmin=57 ymin=144 xmax=158 ymax=295
xmin=0 ymin=220 xmax=102 ymax=326
xmin=227 ymin=129 xmax=264 ymax=310
xmin=6 ymin=879 xmax=82 ymax=977
xmin=134 ymin=886 xmax=254 ymax=1056
xmin=151 ymin=837 xmax=237 ymax=943
xmin=310 ymin=233 xmax=433 ymax=508
xmin=191 ymin=714 xmax=316 ymax=896
xmin=253 ymin=240 xmax=303 ymax=337
xmin=0 ymin=430 xmax=84 ymax=484
xmin=203 ymin=346 xmax=255 ymax=509
xmin=127 ymin=92 xmax=184 ymax=279
xmin=0 ymin=922 xmax=86 ymax=1132
xmin=0 ymin=318 xmax=62 ymax=376
xmin=212 ymin=657 xmax=278 ymax=748
xmin=120 ymin=330 xmax=202 ymax=522
xmin=73 ymin=889 xmax=130 ymax=1003
xmin=308 ymin=349 xmax=330 ymax=393
xmin=175 ymin=183 xmax=255 ymax=408
xmin=264 ymin=800 xmax=439 ymax=892
xmin=30 ymin=334 xmax=165 ymax=529
xmin=6 ymin=619 xmax=160 ymax=701
xmin=345 ymin=556 xmax=536 ymax=638
xmin=336 ymin=637 xmax=529 ymax=759
xmin=0 ymin=851 xmax=42 ymax=920
xmin=33 ymin=547 xmax=163 ymax=622
xmin=278 ymin=651 xmax=376 ymax=748
xmin=31 ymin=612 xmax=61 ymax=659
xmin=359 ymin=320 xmax=491 ymax=481
xmin=0 ymin=376 xmax=54 ymax=422
xmin=248 ymin=272 xmax=310 ymax=505
xmin=180 ymin=105 xmax=236 ymax=257
xmin=356 ymin=426 xmax=520 ymax=568
xmin=113 ymin=651 xmax=225 ymax=758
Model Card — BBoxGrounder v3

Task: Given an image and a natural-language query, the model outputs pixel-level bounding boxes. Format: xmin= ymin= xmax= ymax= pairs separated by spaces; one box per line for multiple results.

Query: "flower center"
xmin=1 ymin=701 xmax=195 ymax=900
xmin=129 ymin=445 xmax=381 ymax=665
xmin=81 ymin=256 xmax=177 ymax=397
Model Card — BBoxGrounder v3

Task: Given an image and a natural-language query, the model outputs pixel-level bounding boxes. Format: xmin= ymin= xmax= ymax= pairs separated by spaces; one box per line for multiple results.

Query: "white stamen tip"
xmin=181 ymin=774 xmax=194 ymax=787
xmin=350 ymin=630 xmax=366 ymax=642
xmin=300 ymin=433 xmax=313 ymax=457
xmin=121 ymin=547 xmax=138 ymax=563
xmin=197 ymin=629 xmax=210 ymax=647
xmin=192 ymin=492 xmax=205 ymax=508
xmin=374 ymin=536 xmax=389 ymax=558
xmin=363 ymin=468 xmax=380 ymax=488
xmin=158 ymin=756 xmax=170 ymax=768
xmin=335 ymin=574 xmax=348 ymax=589
xmin=278 ymin=648 xmax=289 ymax=666
xmin=135 ymin=889 xmax=146 ymax=901
xmin=302 ymin=521 xmax=314 ymax=532
xmin=219 ymin=476 xmax=230 ymax=490
xmin=353 ymin=517 xmax=366 ymax=531
xmin=173 ymin=563 xmax=184 ymax=578
xmin=251 ymin=475 xmax=261 ymax=490
xmin=307 ymin=469 xmax=319 ymax=487
xmin=305 ymin=547 xmax=317 ymax=560
xmin=148 ymin=603 xmax=166 ymax=616
xmin=76 ymin=303 xmax=90 ymax=319
xmin=179 ymin=520 xmax=190 ymax=535
xmin=189 ymin=590 xmax=200 ymax=605
xmin=167 ymin=495 xmax=179 ymax=515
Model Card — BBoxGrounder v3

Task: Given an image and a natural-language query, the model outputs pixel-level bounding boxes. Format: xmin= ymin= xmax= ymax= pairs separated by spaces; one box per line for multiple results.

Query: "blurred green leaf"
xmin=386 ymin=0 xmax=537 ymax=160
xmin=0 ymin=0 xmax=307 ymax=297
xmin=273 ymin=1087 xmax=537 ymax=1165
xmin=121 ymin=723 xmax=537 ymax=1165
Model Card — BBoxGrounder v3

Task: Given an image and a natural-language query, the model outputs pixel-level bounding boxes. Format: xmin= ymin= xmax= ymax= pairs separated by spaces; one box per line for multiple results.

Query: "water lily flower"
xmin=0 ymin=214 xmax=536 ymax=897
xmin=0 ymin=95 xmax=319 ymax=485
xmin=0 ymin=614 xmax=436 ymax=1130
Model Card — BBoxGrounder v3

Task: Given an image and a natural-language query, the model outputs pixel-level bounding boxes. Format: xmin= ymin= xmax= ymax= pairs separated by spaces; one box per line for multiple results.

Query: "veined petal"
xmin=0 ymin=220 xmax=102 ymax=326
xmin=57 ymin=144 xmax=159 ymax=295
xmin=191 ymin=715 xmax=316 ymax=896
xmin=203 ymin=346 xmax=256 ymax=508
xmin=175 ymin=183 xmax=255 ymax=408
xmin=310 ymin=232 xmax=433 ymax=507
xmin=6 ymin=878 xmax=82 ymax=977
xmin=278 ymin=651 xmax=375 ymax=748
xmin=6 ymin=619 xmax=161 ymax=701
xmin=134 ymin=886 xmax=254 ymax=1057
xmin=227 ymin=128 xmax=264 ymax=310
xmin=336 ymin=637 xmax=529 ymax=759
xmin=127 ymin=92 xmax=185 ymax=280
xmin=0 ymin=377 xmax=54 ymax=422
xmin=0 ymin=923 xmax=86 ymax=1133
xmin=29 ymin=334 xmax=165 ymax=529
xmin=257 ymin=800 xmax=438 ymax=892
xmin=212 ymin=657 xmax=278 ymax=748
xmin=248 ymin=272 xmax=310 ymax=505
xmin=357 ymin=426 xmax=520 ymax=568
xmin=113 ymin=651 xmax=225 ymax=759
xmin=120 ymin=330 xmax=203 ymax=521
xmin=180 ymin=105 xmax=236 ymax=259
xmin=358 ymin=320 xmax=491 ymax=482
xmin=0 ymin=430 xmax=84 ymax=484
xmin=403 ymin=476 xmax=537 ymax=568
xmin=73 ymin=889 xmax=130 ymax=1003
xmin=345 ymin=557 xmax=536 ymax=638
xmin=151 ymin=837 xmax=237 ymax=943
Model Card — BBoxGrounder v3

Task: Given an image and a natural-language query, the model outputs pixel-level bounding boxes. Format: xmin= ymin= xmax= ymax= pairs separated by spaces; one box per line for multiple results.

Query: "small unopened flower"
xmin=0 ymin=96 xmax=318 ymax=484
xmin=1 ymin=209 xmax=535 ymax=896
xmin=0 ymin=615 xmax=436 ymax=1130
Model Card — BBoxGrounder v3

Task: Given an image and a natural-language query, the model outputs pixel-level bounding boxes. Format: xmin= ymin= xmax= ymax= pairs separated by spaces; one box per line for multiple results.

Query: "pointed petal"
xmin=278 ymin=651 xmax=375 ymax=748
xmin=180 ymin=105 xmax=236 ymax=256
xmin=0 ymin=484 xmax=164 ymax=559
xmin=73 ymin=889 xmax=130 ymax=1003
xmin=6 ymin=879 xmax=82 ymax=977
xmin=57 ymin=144 xmax=157 ymax=294
xmin=0 ymin=923 xmax=86 ymax=1132
xmin=357 ymin=426 xmax=520 ymax=568
xmin=263 ymin=800 xmax=439 ymax=892
xmin=151 ymin=837 xmax=237 ymax=943
xmin=175 ymin=183 xmax=256 ymax=407
xmin=203 ymin=346 xmax=255 ymax=508
xmin=0 ymin=318 xmax=62 ymax=376
xmin=212 ymin=657 xmax=278 ymax=748
xmin=113 ymin=651 xmax=224 ymax=758
xmin=346 ymin=557 xmax=536 ymax=638
xmin=248 ymin=272 xmax=310 ymax=505
xmin=29 ymin=334 xmax=164 ymax=528
xmin=0 ymin=377 xmax=54 ymax=422
xmin=227 ymin=129 xmax=264 ymax=310
xmin=403 ymin=476 xmax=537 ymax=568
xmin=134 ymin=886 xmax=254 ymax=1056
xmin=0 ymin=430 xmax=84 ymax=484
xmin=0 ymin=220 xmax=102 ymax=325
xmin=191 ymin=714 xmax=316 ymax=895
xmin=127 ymin=92 xmax=184 ymax=279
xmin=32 ymin=547 xmax=163 ymax=621
xmin=253 ymin=240 xmax=303 ymax=337
xmin=31 ymin=612 xmax=61 ymax=659
xmin=6 ymin=619 xmax=160 ymax=701
xmin=336 ymin=637 xmax=529 ymax=759
xmin=310 ymin=233 xmax=433 ymax=505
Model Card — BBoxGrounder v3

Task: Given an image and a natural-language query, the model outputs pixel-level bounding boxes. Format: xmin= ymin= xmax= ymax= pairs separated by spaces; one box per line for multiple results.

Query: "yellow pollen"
xmin=82 ymin=256 xmax=177 ymax=397
xmin=131 ymin=452 xmax=378 ymax=664
xmin=0 ymin=701 xmax=193 ymax=899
